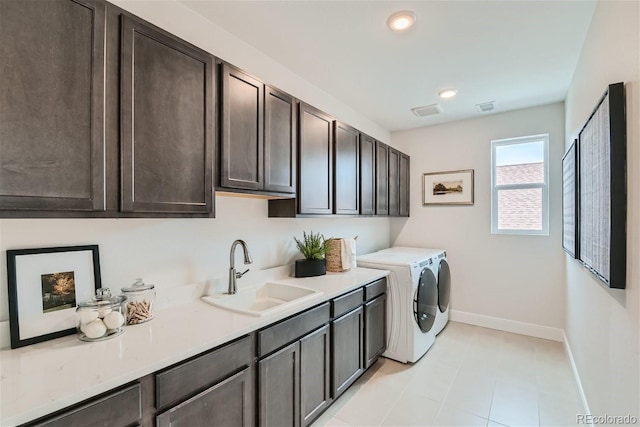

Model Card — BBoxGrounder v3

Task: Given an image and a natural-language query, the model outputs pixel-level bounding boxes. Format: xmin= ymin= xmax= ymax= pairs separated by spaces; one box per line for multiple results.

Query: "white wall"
xmin=390 ymin=103 xmax=566 ymax=334
xmin=564 ymin=0 xmax=639 ymax=418
xmin=0 ymin=196 xmax=390 ymax=327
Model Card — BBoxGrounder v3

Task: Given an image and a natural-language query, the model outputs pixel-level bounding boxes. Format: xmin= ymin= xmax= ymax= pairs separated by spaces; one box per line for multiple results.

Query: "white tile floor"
xmin=312 ymin=321 xmax=583 ymax=427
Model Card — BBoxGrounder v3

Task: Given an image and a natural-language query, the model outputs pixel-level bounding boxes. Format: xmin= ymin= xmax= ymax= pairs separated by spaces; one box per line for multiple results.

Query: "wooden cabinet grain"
xmin=388 ymin=147 xmax=400 ymax=216
xmin=0 ymin=0 xmax=106 ymax=212
xmin=259 ymin=341 xmax=300 ymax=427
xmin=331 ymin=306 xmax=364 ymax=398
xmin=265 ymin=86 xmax=297 ymax=193
xmin=359 ymin=134 xmax=376 ymax=215
xmin=364 ymin=294 xmax=386 ymax=368
xmin=120 ymin=15 xmax=214 ymax=214
xmin=298 ymin=103 xmax=334 ymax=215
xmin=334 ymin=122 xmax=360 ymax=215
xmin=300 ymin=325 xmax=331 ymax=426
xmin=375 ymin=141 xmax=389 ymax=215
xmin=399 ymin=153 xmax=410 ymax=217
xmin=220 ymin=64 xmax=264 ymax=191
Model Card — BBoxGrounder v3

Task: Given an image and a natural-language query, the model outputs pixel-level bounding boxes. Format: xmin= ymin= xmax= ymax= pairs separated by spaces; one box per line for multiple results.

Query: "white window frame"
xmin=491 ymin=134 xmax=549 ymax=236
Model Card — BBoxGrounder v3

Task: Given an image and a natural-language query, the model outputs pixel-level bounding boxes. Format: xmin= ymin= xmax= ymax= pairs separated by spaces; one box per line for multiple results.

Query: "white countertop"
xmin=0 ymin=267 xmax=388 ymax=426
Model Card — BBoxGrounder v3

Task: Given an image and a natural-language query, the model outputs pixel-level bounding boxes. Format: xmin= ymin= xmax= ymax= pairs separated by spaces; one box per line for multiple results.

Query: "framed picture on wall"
xmin=562 ymin=140 xmax=579 ymax=258
xmin=422 ymin=169 xmax=474 ymax=205
xmin=6 ymin=245 xmax=102 ymax=348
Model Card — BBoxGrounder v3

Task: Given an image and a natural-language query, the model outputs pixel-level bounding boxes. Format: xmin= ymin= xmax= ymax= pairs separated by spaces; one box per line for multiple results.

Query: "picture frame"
xmin=423 ymin=169 xmax=474 ymax=205
xmin=6 ymin=245 xmax=102 ymax=349
xmin=562 ymin=140 xmax=579 ymax=258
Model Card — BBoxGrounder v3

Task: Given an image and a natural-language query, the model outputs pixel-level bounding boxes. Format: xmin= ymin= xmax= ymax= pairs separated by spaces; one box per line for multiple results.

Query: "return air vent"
xmin=476 ymin=101 xmax=495 ymax=112
xmin=411 ymin=104 xmax=442 ymax=117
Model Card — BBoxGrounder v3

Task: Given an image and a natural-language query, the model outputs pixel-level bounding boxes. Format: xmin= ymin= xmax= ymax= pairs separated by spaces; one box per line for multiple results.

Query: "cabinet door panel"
xmin=298 ymin=103 xmax=333 ymax=214
xmin=364 ymin=294 xmax=387 ymax=368
xmin=359 ymin=135 xmax=375 ymax=215
xmin=332 ymin=306 xmax=364 ymax=398
xmin=221 ymin=65 xmax=263 ymax=190
xmin=157 ymin=367 xmax=254 ymax=427
xmin=300 ymin=325 xmax=331 ymax=426
xmin=334 ymin=122 xmax=359 ymax=215
xmin=265 ymin=86 xmax=296 ymax=193
xmin=388 ymin=148 xmax=400 ymax=216
xmin=121 ymin=16 xmax=214 ymax=213
xmin=259 ymin=341 xmax=300 ymax=427
xmin=400 ymin=153 xmax=410 ymax=217
xmin=375 ymin=141 xmax=389 ymax=215
xmin=0 ymin=0 xmax=105 ymax=212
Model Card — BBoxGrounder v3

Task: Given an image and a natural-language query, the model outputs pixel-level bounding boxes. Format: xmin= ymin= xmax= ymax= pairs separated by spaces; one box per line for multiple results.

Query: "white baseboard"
xmin=563 ymin=331 xmax=592 ymax=417
xmin=449 ymin=309 xmax=564 ymax=342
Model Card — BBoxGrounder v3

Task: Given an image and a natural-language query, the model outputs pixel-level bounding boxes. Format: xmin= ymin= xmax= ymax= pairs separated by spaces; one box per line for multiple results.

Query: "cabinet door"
xmin=332 ymin=306 xmax=364 ymax=398
xmin=399 ymin=153 xmax=410 ymax=217
xmin=0 ymin=0 xmax=105 ymax=212
xmin=375 ymin=141 xmax=389 ymax=215
xmin=359 ymin=134 xmax=376 ymax=215
xmin=120 ymin=16 xmax=214 ymax=214
xmin=364 ymin=294 xmax=387 ymax=368
xmin=221 ymin=64 xmax=264 ymax=191
xmin=259 ymin=341 xmax=301 ymax=427
xmin=388 ymin=147 xmax=400 ymax=216
xmin=333 ymin=122 xmax=359 ymax=215
xmin=298 ymin=103 xmax=333 ymax=215
xmin=157 ymin=367 xmax=254 ymax=427
xmin=265 ymin=86 xmax=297 ymax=193
xmin=300 ymin=325 xmax=331 ymax=426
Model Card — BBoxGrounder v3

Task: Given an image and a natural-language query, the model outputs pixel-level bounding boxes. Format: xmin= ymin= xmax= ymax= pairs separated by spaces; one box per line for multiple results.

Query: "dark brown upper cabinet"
xmin=388 ymin=147 xmax=400 ymax=216
xmin=333 ymin=122 xmax=360 ymax=215
xmin=359 ymin=134 xmax=376 ymax=215
xmin=265 ymin=87 xmax=297 ymax=193
xmin=220 ymin=65 xmax=264 ymax=191
xmin=220 ymin=66 xmax=296 ymax=195
xmin=375 ymin=141 xmax=389 ymax=215
xmin=297 ymin=103 xmax=334 ymax=215
xmin=120 ymin=15 xmax=214 ymax=215
xmin=399 ymin=153 xmax=410 ymax=217
xmin=0 ymin=0 xmax=106 ymax=213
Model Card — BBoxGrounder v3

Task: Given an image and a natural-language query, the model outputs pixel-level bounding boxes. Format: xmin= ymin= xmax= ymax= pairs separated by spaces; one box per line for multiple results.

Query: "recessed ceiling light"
xmin=387 ymin=11 xmax=416 ymax=31
xmin=438 ymin=88 xmax=458 ymax=99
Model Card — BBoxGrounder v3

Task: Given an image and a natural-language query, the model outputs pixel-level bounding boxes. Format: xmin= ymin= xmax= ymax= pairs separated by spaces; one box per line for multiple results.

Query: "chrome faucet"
xmin=228 ymin=239 xmax=253 ymax=294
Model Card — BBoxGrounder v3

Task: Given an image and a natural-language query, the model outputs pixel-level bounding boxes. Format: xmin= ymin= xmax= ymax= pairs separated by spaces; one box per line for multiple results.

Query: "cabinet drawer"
xmin=156 ymin=335 xmax=253 ymax=410
xmin=332 ymin=288 xmax=364 ymax=318
xmin=258 ymin=303 xmax=330 ymax=357
xmin=364 ymin=278 xmax=387 ymax=301
xmin=32 ymin=383 xmax=141 ymax=427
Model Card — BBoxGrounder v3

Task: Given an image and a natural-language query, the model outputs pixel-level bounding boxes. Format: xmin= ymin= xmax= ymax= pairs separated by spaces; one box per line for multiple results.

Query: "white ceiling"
xmin=181 ymin=1 xmax=596 ymax=132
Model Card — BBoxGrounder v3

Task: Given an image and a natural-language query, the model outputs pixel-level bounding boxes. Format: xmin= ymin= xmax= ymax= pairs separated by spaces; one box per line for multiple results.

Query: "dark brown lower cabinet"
xmin=332 ymin=306 xmax=364 ymax=398
xmin=364 ymin=294 xmax=387 ymax=368
xmin=156 ymin=367 xmax=253 ymax=427
xmin=301 ymin=325 xmax=331 ymax=426
xmin=259 ymin=341 xmax=301 ymax=427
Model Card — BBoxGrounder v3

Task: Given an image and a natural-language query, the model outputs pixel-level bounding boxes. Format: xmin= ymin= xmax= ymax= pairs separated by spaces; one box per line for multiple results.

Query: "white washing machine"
xmin=378 ymin=247 xmax=450 ymax=335
xmin=357 ymin=248 xmax=447 ymax=363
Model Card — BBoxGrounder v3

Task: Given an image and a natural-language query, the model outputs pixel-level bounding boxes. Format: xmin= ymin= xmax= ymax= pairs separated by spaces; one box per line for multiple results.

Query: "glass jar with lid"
xmin=76 ymin=288 xmax=126 ymax=341
xmin=121 ymin=278 xmax=155 ymax=325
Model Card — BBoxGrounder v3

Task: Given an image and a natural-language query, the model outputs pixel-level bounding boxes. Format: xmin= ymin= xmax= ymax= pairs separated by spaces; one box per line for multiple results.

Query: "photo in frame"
xmin=423 ymin=169 xmax=474 ymax=205
xmin=6 ymin=245 xmax=102 ymax=348
xmin=562 ymin=140 xmax=579 ymax=258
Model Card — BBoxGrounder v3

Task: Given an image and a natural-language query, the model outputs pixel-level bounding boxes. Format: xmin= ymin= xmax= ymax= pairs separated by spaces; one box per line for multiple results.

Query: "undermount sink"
xmin=201 ymin=282 xmax=323 ymax=317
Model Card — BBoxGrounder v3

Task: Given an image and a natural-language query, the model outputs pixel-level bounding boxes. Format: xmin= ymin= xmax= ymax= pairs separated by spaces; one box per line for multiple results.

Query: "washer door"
xmin=413 ymin=267 xmax=437 ymax=333
xmin=438 ymin=259 xmax=451 ymax=313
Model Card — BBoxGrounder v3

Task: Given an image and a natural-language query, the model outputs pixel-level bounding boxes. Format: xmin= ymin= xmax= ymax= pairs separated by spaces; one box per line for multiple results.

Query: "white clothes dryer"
xmin=357 ymin=249 xmax=445 ymax=363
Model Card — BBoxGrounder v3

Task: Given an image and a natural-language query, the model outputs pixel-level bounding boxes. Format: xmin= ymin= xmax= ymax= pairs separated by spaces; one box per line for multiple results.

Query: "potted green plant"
xmin=293 ymin=231 xmax=327 ymax=278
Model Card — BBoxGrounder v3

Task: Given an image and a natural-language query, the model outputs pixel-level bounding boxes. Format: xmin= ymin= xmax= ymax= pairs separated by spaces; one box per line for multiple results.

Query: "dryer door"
xmin=413 ymin=268 xmax=437 ymax=333
xmin=438 ymin=258 xmax=451 ymax=313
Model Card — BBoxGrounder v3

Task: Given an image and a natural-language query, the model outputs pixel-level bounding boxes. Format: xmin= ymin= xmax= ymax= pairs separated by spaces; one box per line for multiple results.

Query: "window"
xmin=491 ymin=134 xmax=549 ymax=235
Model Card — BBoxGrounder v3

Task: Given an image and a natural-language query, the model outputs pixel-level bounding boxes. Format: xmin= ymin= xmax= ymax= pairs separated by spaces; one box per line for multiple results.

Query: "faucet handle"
xmin=236 ymin=268 xmax=250 ymax=279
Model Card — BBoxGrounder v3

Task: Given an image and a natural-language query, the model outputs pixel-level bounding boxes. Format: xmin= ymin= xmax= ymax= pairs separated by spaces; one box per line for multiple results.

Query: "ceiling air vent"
xmin=476 ymin=101 xmax=495 ymax=112
xmin=411 ymin=104 xmax=443 ymax=117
